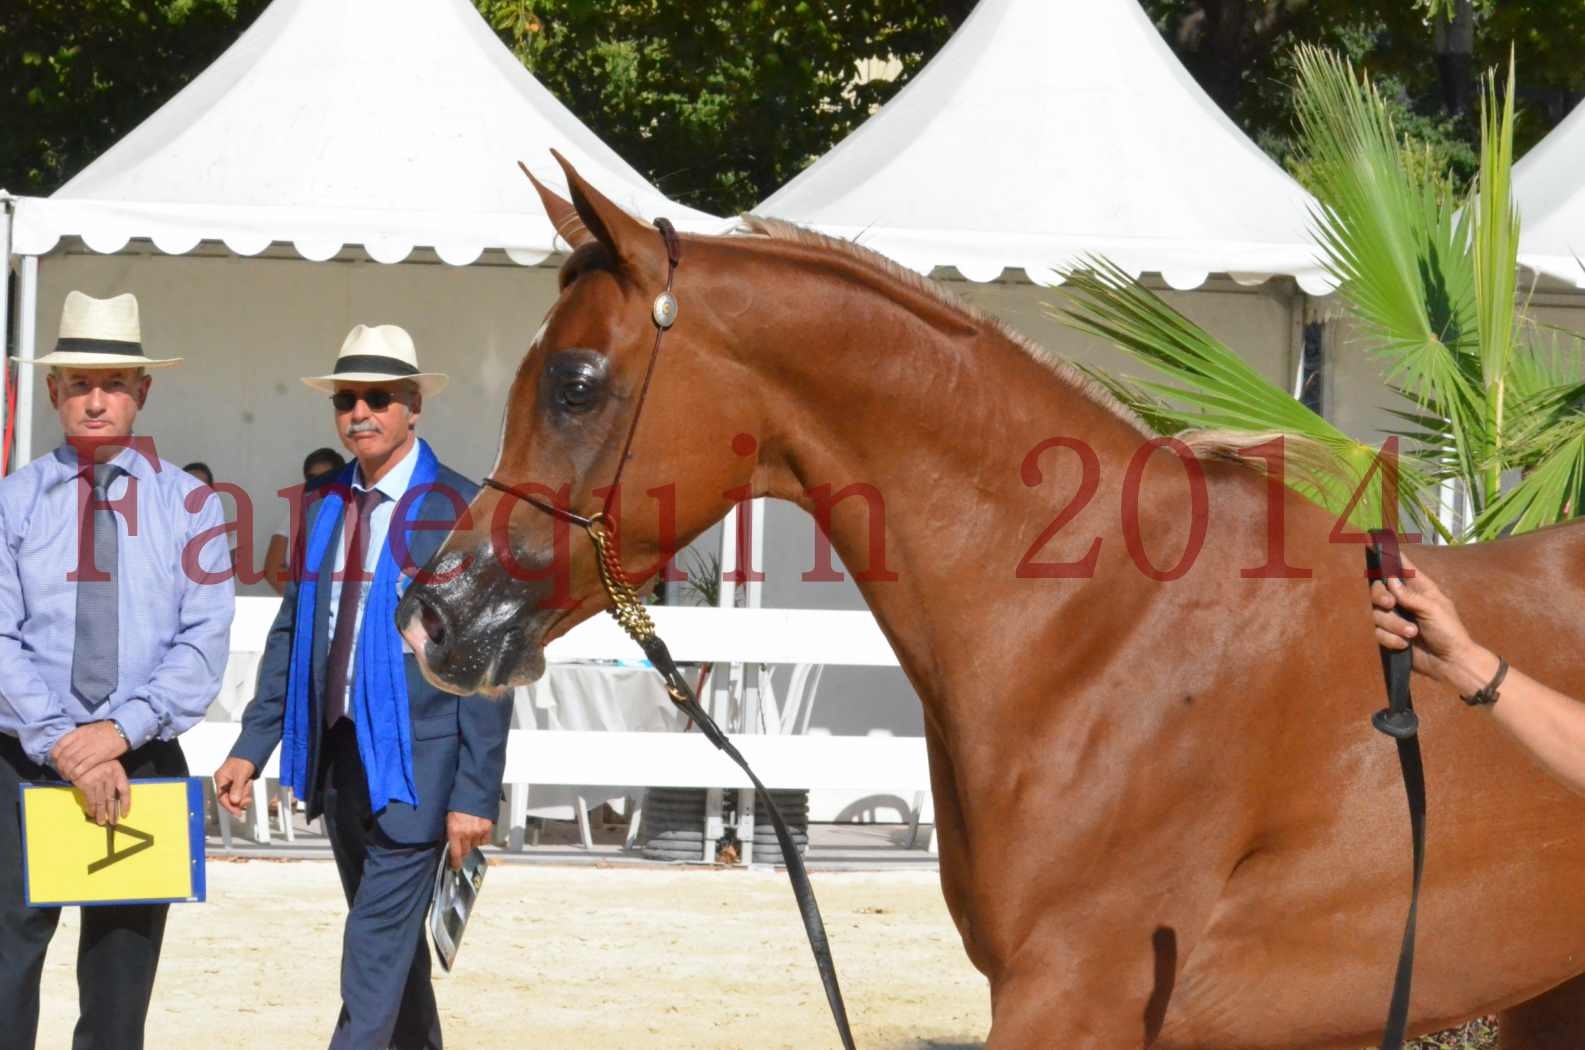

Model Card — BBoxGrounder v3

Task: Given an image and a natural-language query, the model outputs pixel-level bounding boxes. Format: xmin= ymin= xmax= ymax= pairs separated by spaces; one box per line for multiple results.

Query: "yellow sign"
xmin=20 ymin=778 xmax=205 ymax=907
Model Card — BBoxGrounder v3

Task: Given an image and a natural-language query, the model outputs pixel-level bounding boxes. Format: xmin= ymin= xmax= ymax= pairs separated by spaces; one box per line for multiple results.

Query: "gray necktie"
xmin=72 ymin=463 xmax=121 ymax=707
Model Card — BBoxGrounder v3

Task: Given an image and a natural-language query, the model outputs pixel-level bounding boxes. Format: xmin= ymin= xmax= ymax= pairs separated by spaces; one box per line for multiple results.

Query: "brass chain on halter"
xmin=590 ymin=521 xmax=700 ymax=708
xmin=585 ymin=515 xmax=692 ymax=706
xmin=586 ymin=516 xmax=654 ymax=641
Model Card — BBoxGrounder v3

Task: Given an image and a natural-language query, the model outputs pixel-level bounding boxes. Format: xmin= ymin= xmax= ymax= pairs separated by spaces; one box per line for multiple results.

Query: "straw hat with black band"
xmin=302 ymin=324 xmax=448 ymax=396
xmin=22 ymin=291 xmax=180 ymax=368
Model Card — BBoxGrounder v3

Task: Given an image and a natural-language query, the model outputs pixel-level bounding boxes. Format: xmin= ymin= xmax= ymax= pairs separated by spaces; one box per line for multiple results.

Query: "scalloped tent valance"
xmin=752 ymin=0 xmax=1333 ymax=296
xmin=9 ymin=199 xmax=573 ymax=265
xmin=8 ymin=0 xmax=727 ymax=265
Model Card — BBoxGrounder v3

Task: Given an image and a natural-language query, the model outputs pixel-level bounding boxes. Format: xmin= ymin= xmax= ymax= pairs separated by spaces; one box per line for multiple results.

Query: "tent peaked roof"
xmin=1516 ymin=98 xmax=1585 ymax=287
xmin=754 ymin=0 xmax=1328 ymax=292
xmin=11 ymin=0 xmax=725 ymax=265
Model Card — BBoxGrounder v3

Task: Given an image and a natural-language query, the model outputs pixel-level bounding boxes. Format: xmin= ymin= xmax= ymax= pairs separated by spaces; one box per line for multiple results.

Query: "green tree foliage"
xmin=1481 ymin=1 xmax=1585 ymax=133
xmin=473 ymin=1 xmax=967 ymax=214
xmin=1 ymin=0 xmax=271 ymax=194
xmin=1139 ymin=1 xmax=1585 ymax=194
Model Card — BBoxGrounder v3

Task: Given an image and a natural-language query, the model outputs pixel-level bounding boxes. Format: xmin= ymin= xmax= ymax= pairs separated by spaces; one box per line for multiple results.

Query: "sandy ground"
xmin=38 ymin=856 xmax=991 ymax=1049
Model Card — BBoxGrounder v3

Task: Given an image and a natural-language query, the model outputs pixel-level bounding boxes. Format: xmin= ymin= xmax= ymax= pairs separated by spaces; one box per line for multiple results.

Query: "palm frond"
xmin=1292 ymin=47 xmax=1478 ymax=360
xmin=1496 ymin=381 xmax=1585 ymax=465
xmin=1470 ymin=59 xmax=1522 ymax=500
xmin=1057 ymin=49 xmax=1566 ymax=547
xmin=1474 ymin=425 xmax=1585 ymax=538
xmin=1292 ymin=46 xmax=1489 ymax=503
xmin=1057 ymin=260 xmax=1444 ymax=533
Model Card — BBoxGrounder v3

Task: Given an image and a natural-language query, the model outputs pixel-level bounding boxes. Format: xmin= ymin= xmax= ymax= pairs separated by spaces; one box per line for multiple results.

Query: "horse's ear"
xmin=550 ymin=149 xmax=664 ymax=283
xmin=518 ymin=160 xmax=590 ymax=251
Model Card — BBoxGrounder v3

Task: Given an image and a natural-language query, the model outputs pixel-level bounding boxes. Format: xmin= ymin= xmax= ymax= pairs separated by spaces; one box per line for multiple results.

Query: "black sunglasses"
xmin=330 ymin=389 xmax=397 ymax=412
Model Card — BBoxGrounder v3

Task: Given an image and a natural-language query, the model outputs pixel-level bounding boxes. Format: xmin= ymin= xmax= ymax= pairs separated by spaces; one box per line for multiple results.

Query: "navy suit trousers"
xmin=319 ymin=721 xmax=445 ymax=1050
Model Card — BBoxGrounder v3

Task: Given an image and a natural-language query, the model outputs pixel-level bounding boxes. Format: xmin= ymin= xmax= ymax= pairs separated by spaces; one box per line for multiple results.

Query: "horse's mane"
xmin=739 ymin=217 xmax=1289 ymax=470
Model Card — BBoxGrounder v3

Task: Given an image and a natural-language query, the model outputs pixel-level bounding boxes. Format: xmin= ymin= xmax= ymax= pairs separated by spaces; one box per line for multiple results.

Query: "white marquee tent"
xmin=743 ymin=0 xmax=1415 ymax=475
xmin=754 ymin=0 xmax=1329 ymax=294
xmin=8 ymin=0 xmax=723 ymax=264
xmin=0 ymin=0 xmax=725 ymax=591
xmin=1516 ymin=98 xmax=1585 ymax=288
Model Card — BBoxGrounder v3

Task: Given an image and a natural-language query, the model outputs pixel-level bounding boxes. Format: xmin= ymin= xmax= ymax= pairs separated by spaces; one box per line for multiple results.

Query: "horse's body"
xmin=398 ymin=156 xmax=1585 ymax=1048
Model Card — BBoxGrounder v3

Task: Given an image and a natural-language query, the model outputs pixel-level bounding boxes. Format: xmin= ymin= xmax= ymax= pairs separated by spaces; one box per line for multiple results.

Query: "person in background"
xmin=183 ymin=461 xmax=239 ymax=569
xmin=0 ymin=291 xmax=234 ymax=1050
xmin=182 ymin=461 xmax=214 ymax=487
xmin=262 ymin=447 xmax=347 ymax=596
xmin=303 ymin=447 xmax=347 ymax=485
xmin=214 ymin=324 xmax=508 ymax=1050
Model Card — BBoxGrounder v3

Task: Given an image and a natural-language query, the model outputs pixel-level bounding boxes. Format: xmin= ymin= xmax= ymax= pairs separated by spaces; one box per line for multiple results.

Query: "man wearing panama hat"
xmin=216 ymin=323 xmax=509 ymax=1050
xmin=0 ymin=291 xmax=235 ymax=1050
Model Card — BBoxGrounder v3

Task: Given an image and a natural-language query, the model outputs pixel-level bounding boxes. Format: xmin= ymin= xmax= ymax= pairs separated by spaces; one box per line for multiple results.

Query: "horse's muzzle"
xmin=397 ymin=577 xmax=547 ymax=697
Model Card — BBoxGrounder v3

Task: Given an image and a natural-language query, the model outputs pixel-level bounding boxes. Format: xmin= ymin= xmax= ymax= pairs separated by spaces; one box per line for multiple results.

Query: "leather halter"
xmin=480 ymin=217 xmax=682 ymax=528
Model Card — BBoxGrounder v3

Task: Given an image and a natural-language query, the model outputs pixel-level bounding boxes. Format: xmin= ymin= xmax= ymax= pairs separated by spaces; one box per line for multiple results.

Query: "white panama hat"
xmin=302 ymin=324 xmax=449 ymax=396
xmin=22 ymin=291 xmax=180 ymax=368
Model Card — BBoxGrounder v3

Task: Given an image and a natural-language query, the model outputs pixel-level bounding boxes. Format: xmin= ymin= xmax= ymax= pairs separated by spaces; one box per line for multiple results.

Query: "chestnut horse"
xmin=397 ymin=155 xmax=1585 ymax=1049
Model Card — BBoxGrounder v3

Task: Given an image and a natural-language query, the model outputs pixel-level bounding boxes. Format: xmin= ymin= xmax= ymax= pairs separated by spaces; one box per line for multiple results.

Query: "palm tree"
xmin=1062 ymin=47 xmax=1585 ymax=543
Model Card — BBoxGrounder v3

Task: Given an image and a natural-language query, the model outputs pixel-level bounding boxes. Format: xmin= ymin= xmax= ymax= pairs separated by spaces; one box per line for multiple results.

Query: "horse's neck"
xmin=726 ymin=244 xmax=1156 ymax=719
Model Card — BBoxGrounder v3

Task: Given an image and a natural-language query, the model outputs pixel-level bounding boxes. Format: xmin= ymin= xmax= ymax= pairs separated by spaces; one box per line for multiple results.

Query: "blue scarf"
xmin=281 ymin=439 xmax=439 ymax=811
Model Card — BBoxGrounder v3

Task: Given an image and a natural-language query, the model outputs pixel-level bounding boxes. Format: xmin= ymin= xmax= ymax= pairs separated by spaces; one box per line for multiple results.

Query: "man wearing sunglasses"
xmin=215 ymin=324 xmax=511 ymax=1050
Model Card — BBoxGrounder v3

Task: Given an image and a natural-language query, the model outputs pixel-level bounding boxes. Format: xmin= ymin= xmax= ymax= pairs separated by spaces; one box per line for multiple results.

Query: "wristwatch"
xmin=105 ymin=719 xmax=132 ymax=747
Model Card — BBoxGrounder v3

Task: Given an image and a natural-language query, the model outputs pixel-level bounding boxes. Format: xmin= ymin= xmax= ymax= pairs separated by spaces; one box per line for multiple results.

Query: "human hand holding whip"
xmin=1372 ymin=550 xmax=1585 ymax=796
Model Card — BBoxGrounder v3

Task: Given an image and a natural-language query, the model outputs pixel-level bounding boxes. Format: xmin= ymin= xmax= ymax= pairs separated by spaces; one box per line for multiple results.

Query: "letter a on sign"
xmin=86 ymin=816 xmax=156 ymax=875
xmin=20 ymin=778 xmax=204 ymax=906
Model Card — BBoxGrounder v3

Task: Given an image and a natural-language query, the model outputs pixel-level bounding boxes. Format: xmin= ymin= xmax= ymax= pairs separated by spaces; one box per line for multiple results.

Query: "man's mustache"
xmin=345 ymin=420 xmax=381 ymax=437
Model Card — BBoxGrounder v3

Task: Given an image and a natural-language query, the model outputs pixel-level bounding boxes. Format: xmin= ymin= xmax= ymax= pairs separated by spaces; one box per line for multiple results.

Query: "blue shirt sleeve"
xmin=0 ymin=491 xmax=77 ymax=765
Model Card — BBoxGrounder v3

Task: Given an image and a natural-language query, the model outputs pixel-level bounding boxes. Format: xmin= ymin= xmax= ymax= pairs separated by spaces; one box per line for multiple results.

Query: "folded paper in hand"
xmin=429 ymin=847 xmax=486 ymax=971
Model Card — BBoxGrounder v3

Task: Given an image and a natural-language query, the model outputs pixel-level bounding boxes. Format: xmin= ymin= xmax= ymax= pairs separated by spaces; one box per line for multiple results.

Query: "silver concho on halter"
xmin=652 ymin=291 xmax=679 ymax=329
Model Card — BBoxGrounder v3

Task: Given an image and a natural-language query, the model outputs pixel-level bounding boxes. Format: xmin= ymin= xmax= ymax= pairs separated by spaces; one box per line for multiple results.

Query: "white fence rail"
xmin=230 ymin=599 xmax=903 ymax=667
xmin=203 ymin=597 xmax=932 ymax=861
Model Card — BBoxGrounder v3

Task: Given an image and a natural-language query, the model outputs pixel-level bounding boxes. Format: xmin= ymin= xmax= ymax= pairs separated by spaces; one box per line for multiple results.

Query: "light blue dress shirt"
xmin=329 ymin=441 xmax=421 ymax=665
xmin=0 ymin=443 xmax=236 ymax=765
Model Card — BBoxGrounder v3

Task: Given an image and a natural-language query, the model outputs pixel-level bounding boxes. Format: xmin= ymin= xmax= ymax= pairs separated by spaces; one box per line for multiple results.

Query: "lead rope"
xmin=586 ymin=519 xmax=858 ymax=1050
xmin=1365 ymin=530 xmax=1425 ymax=1050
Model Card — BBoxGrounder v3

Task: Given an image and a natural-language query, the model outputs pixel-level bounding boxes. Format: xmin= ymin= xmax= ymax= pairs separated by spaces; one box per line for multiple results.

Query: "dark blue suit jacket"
xmin=230 ymin=461 xmax=512 ymax=844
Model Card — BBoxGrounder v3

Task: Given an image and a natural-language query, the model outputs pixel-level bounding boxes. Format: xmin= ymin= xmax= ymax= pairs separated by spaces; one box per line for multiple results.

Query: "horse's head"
xmin=398 ymin=153 xmax=760 ymax=695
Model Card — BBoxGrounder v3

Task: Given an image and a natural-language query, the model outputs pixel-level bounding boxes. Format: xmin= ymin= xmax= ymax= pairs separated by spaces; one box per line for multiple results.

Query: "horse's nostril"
xmin=419 ymin=600 xmax=448 ymax=648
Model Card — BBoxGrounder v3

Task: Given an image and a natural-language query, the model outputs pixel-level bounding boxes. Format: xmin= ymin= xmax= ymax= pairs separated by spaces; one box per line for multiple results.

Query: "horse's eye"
xmin=543 ymin=348 xmax=607 ymax=418
xmin=556 ymin=375 xmax=599 ymax=413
